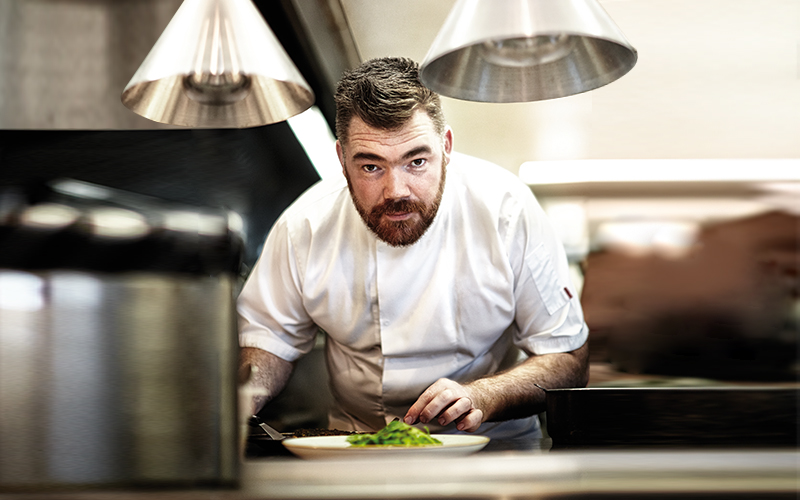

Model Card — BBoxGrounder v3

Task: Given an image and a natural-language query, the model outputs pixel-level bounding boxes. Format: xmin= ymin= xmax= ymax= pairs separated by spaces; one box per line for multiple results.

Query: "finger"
xmin=404 ymin=384 xmax=441 ymax=424
xmin=455 ymin=408 xmax=483 ymax=432
xmin=436 ymin=397 xmax=473 ymax=426
xmin=417 ymin=388 xmax=460 ymax=424
xmin=403 ymin=405 xmax=422 ymax=425
xmin=403 ymin=413 xmax=418 ymax=425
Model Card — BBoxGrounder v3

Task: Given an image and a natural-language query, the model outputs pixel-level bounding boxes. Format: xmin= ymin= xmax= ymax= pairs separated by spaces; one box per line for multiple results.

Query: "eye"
xmin=362 ymin=164 xmax=379 ymax=173
xmin=410 ymin=158 xmax=426 ymax=168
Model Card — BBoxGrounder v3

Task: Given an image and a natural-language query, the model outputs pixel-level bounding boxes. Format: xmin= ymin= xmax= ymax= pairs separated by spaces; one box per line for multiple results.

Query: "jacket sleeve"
xmin=237 ymin=216 xmax=318 ymax=361
xmin=508 ymin=186 xmax=589 ymax=355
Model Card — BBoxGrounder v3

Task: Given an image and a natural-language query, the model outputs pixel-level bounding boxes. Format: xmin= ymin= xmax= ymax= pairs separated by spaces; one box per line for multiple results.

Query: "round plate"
xmin=282 ymin=434 xmax=490 ymax=459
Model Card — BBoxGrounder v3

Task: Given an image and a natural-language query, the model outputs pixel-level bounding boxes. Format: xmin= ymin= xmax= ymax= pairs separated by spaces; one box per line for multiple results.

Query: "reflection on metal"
xmin=420 ymin=0 xmax=637 ymax=102
xmin=18 ymin=204 xmax=81 ymax=230
xmin=0 ymin=271 xmax=239 ymax=489
xmin=162 ymin=209 xmax=229 ymax=236
xmin=241 ymin=450 xmax=798 ymax=498
xmin=85 ymin=207 xmax=151 ymax=239
xmin=122 ymin=0 xmax=314 ymax=128
xmin=0 ymin=180 xmax=243 ymax=489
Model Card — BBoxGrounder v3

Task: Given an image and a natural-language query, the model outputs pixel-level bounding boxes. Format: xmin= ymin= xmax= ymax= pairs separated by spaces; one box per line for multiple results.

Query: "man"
xmin=238 ymin=57 xmax=588 ymax=439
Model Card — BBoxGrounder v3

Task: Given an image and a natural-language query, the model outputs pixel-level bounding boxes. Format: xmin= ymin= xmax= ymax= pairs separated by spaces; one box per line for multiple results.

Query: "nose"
xmin=383 ymin=167 xmax=411 ymax=200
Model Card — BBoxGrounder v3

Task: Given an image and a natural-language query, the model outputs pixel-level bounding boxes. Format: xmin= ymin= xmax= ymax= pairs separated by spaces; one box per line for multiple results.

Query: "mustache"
xmin=370 ymin=198 xmax=426 ymax=217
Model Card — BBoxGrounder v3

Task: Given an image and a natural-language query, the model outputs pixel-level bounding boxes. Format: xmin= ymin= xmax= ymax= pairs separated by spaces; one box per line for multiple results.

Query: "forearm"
xmin=467 ymin=341 xmax=589 ymax=422
xmin=238 ymin=346 xmax=294 ymax=415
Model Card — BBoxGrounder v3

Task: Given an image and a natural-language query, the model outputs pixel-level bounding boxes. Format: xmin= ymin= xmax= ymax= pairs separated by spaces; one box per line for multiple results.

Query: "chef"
xmin=238 ymin=57 xmax=588 ymax=439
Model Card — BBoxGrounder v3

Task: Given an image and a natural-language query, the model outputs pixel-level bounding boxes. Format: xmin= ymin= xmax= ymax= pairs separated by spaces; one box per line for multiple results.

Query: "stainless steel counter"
xmin=1 ymin=449 xmax=797 ymax=499
xmin=241 ymin=449 xmax=798 ymax=499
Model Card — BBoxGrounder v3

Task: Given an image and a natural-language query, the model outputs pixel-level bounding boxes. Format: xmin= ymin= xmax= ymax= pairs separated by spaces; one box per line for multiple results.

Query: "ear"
xmin=443 ymin=126 xmax=454 ymax=163
xmin=335 ymin=140 xmax=346 ymax=175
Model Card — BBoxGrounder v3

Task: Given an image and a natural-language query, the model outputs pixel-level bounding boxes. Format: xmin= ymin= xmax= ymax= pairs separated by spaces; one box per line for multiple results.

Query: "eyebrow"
xmin=351 ymin=151 xmax=385 ymax=162
xmin=351 ymin=145 xmax=434 ymax=163
xmin=402 ymin=146 xmax=433 ymax=160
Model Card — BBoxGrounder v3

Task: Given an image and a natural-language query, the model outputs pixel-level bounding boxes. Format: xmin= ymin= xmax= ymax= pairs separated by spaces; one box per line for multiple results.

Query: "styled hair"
xmin=334 ymin=57 xmax=446 ymax=146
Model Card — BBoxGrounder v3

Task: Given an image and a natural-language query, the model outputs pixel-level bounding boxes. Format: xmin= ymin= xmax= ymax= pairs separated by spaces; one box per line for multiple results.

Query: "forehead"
xmin=343 ymin=110 xmax=440 ymax=158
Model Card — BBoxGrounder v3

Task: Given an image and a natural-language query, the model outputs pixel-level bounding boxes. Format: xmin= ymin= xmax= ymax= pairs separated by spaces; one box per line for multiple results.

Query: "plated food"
xmin=346 ymin=420 xmax=442 ymax=447
xmin=281 ymin=421 xmax=489 ymax=459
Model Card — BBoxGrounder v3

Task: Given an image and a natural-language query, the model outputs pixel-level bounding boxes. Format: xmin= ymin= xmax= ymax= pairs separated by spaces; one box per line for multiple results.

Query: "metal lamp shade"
xmin=420 ymin=0 xmax=637 ymax=103
xmin=121 ymin=0 xmax=314 ymax=128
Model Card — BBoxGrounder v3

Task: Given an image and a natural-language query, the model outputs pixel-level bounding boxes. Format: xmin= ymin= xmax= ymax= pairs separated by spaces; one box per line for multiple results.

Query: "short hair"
xmin=334 ymin=57 xmax=446 ymax=147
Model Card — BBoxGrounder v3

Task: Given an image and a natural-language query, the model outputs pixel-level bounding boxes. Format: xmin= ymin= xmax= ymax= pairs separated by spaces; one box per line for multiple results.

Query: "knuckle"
xmin=420 ymin=405 xmax=434 ymax=418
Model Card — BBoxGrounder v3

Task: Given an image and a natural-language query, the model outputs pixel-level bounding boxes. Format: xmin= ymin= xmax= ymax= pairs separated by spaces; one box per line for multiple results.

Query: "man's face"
xmin=337 ymin=109 xmax=453 ymax=247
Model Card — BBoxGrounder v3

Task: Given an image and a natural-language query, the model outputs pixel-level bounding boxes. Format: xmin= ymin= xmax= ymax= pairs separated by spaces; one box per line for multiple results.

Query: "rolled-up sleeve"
xmin=237 ymin=217 xmax=317 ymax=362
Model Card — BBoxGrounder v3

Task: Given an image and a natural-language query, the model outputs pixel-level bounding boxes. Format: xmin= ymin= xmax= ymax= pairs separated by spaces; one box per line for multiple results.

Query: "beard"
xmin=346 ymin=158 xmax=447 ymax=247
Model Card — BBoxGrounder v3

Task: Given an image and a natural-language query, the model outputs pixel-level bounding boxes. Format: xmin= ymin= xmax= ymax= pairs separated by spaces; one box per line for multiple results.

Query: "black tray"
xmin=543 ymin=386 xmax=799 ymax=449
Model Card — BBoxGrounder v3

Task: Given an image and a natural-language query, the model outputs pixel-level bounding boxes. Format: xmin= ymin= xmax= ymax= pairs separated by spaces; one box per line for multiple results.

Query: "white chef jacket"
xmin=238 ymin=152 xmax=588 ymax=439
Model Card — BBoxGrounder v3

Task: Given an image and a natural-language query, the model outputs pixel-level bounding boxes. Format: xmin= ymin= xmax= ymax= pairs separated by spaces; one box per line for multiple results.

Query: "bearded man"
xmin=238 ymin=57 xmax=588 ymax=440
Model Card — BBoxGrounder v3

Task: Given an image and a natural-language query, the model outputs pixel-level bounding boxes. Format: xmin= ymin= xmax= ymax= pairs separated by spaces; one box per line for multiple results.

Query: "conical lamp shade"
xmin=122 ymin=0 xmax=314 ymax=128
xmin=420 ymin=0 xmax=637 ymax=103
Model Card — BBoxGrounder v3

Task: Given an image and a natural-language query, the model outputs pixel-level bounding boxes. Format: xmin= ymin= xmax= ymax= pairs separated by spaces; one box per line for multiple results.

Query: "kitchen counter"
xmin=5 ymin=362 xmax=797 ymax=499
xmin=3 ymin=367 xmax=797 ymax=499
xmin=1 ymin=448 xmax=797 ymax=500
xmin=240 ymin=449 xmax=798 ymax=499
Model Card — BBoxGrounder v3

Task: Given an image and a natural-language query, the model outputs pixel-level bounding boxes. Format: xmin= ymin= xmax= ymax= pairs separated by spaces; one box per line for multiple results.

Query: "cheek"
xmin=413 ymin=172 xmax=442 ymax=200
xmin=351 ymin=179 xmax=381 ymax=208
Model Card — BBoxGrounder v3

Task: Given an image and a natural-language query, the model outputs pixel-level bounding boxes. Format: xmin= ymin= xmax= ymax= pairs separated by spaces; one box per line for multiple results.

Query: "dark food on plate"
xmin=346 ymin=420 xmax=443 ymax=447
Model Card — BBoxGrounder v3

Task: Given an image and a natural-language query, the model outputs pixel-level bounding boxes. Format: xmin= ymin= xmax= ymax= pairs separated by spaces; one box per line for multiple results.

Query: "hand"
xmin=403 ymin=378 xmax=484 ymax=432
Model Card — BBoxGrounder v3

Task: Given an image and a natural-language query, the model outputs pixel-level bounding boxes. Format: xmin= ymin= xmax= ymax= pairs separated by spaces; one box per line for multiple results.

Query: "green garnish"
xmin=346 ymin=420 xmax=443 ymax=447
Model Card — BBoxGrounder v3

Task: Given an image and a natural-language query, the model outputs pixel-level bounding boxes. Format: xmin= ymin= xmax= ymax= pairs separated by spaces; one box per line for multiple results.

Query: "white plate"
xmin=282 ymin=434 xmax=490 ymax=459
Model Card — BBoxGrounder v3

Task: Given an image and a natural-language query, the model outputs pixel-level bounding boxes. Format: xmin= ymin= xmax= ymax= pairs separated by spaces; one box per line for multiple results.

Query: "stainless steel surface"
xmin=0 ymin=271 xmax=239 ymax=490
xmin=121 ymin=0 xmax=314 ymax=128
xmin=0 ymin=0 xmax=183 ymax=130
xmin=240 ymin=450 xmax=798 ymax=498
xmin=0 ymin=449 xmax=795 ymax=499
xmin=250 ymin=416 xmax=284 ymax=441
xmin=419 ymin=0 xmax=637 ymax=103
xmin=287 ymin=0 xmax=361 ymax=93
xmin=0 ymin=0 xmax=316 ymax=130
xmin=256 ymin=423 xmax=285 ymax=441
